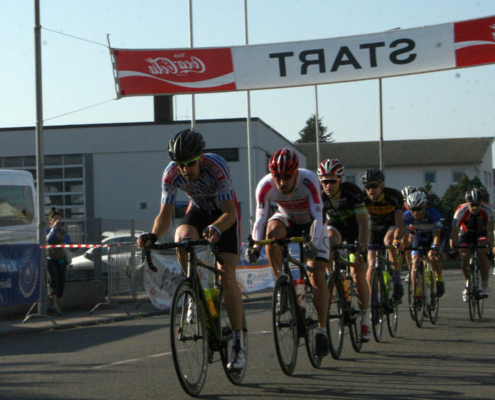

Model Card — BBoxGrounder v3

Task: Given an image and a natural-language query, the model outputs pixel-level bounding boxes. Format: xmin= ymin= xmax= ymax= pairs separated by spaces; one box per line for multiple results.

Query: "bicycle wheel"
xmin=327 ymin=273 xmax=344 ymax=359
xmin=476 ymin=267 xmax=484 ymax=319
xmin=304 ymin=283 xmax=324 ymax=369
xmin=272 ymin=275 xmax=299 ymax=376
xmin=218 ymin=288 xmax=248 ymax=385
xmin=468 ymin=266 xmax=477 ymax=322
xmin=407 ymin=272 xmax=415 ymax=321
xmin=386 ymin=283 xmax=399 ymax=337
xmin=428 ymin=269 xmax=439 ymax=325
xmin=370 ymin=268 xmax=384 ymax=342
xmin=170 ymin=281 xmax=208 ymax=397
xmin=348 ymin=279 xmax=362 ymax=353
xmin=413 ymin=267 xmax=425 ymax=328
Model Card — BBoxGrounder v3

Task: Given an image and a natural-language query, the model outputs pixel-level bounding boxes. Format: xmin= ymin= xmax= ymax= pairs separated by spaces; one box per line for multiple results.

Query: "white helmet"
xmin=401 ymin=186 xmax=418 ymax=199
xmin=406 ymin=192 xmax=427 ymax=209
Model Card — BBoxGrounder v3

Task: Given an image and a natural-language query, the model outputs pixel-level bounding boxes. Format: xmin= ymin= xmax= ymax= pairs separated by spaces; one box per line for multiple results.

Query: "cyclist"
xmin=403 ymin=192 xmax=444 ymax=297
xmin=401 ymin=186 xmax=418 ymax=282
xmin=137 ymin=128 xmax=246 ymax=370
xmin=361 ymin=168 xmax=405 ymax=301
xmin=247 ymin=148 xmax=331 ymax=357
xmin=317 ymin=159 xmax=371 ymax=342
xmin=449 ymin=188 xmax=494 ymax=301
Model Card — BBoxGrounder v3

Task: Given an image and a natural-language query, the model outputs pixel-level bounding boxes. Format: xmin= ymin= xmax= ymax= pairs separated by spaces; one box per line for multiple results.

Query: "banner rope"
xmin=43 ymin=98 xmax=117 ymax=122
xmin=41 ymin=27 xmax=108 ymax=48
xmin=42 ymin=243 xmax=137 ymax=249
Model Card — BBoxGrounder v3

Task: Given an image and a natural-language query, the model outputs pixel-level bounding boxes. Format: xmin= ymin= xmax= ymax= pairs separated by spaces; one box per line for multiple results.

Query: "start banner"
xmin=0 ymin=245 xmax=40 ymax=308
xmin=111 ymin=15 xmax=495 ymax=97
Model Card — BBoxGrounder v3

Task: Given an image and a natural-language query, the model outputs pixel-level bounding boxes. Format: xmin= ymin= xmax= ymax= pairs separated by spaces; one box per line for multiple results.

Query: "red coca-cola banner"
xmin=111 ymin=15 xmax=495 ymax=97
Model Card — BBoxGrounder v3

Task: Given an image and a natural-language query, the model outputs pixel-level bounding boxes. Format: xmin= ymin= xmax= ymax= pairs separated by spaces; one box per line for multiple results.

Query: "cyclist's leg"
xmin=307 ymin=258 xmax=330 ymax=328
xmin=403 ymin=233 xmax=414 ymax=280
xmin=218 ymin=252 xmax=243 ymax=330
xmin=367 ymin=225 xmax=386 ymax=287
xmin=478 ymin=237 xmax=490 ymax=282
xmin=174 ymin=224 xmax=200 ymax=272
xmin=326 ymin=226 xmax=342 ymax=274
xmin=265 ymin=215 xmax=287 ymax=279
xmin=385 ymin=228 xmax=404 ymax=299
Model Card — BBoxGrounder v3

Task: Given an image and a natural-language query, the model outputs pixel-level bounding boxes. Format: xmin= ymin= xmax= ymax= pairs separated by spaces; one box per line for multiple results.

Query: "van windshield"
xmin=0 ymin=185 xmax=35 ymax=227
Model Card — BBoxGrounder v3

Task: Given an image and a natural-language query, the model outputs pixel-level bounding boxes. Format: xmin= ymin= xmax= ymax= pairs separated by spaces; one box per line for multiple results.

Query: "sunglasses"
xmin=469 ymin=202 xmax=481 ymax=207
xmin=177 ymin=156 xmax=200 ymax=168
xmin=365 ymin=183 xmax=380 ymax=190
xmin=321 ymin=178 xmax=340 ymax=185
xmin=410 ymin=207 xmax=424 ymax=212
xmin=273 ymin=174 xmax=294 ymax=180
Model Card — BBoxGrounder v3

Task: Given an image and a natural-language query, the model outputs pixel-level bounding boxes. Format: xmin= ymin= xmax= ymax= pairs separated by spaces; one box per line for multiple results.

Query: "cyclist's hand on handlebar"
xmin=246 ymin=247 xmax=261 ymax=263
xmin=360 ymin=250 xmax=368 ymax=263
xmin=393 ymin=239 xmax=402 ymax=250
xmin=486 ymin=250 xmax=495 ymax=261
xmin=138 ymin=232 xmax=158 ymax=249
xmin=448 ymin=249 xmax=458 ymax=260
xmin=203 ymin=225 xmax=221 ymax=244
xmin=303 ymin=243 xmax=318 ymax=260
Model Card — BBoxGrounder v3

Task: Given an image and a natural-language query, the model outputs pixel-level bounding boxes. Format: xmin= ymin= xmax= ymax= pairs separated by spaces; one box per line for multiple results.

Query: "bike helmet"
xmin=317 ymin=159 xmax=345 ymax=177
xmin=269 ymin=148 xmax=299 ymax=176
xmin=401 ymin=186 xmax=418 ymax=199
xmin=465 ymin=188 xmax=483 ymax=203
xmin=406 ymin=192 xmax=427 ymax=209
xmin=361 ymin=168 xmax=385 ymax=185
xmin=168 ymin=128 xmax=205 ymax=162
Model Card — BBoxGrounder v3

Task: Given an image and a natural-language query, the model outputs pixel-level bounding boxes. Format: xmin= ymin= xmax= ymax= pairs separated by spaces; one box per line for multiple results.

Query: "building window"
xmin=424 ymin=171 xmax=436 ymax=185
xmin=452 ymin=170 xmax=464 ymax=183
xmin=345 ymin=174 xmax=356 ymax=184
xmin=204 ymin=148 xmax=239 ymax=162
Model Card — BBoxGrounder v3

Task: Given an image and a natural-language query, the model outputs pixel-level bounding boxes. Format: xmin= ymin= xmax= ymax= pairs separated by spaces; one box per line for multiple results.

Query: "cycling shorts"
xmin=179 ymin=206 xmax=240 ymax=255
xmin=459 ymin=230 xmax=488 ymax=247
xmin=369 ymin=224 xmax=396 ymax=247
xmin=269 ymin=213 xmax=329 ymax=262
xmin=327 ymin=219 xmax=359 ymax=244
xmin=411 ymin=235 xmax=434 ymax=256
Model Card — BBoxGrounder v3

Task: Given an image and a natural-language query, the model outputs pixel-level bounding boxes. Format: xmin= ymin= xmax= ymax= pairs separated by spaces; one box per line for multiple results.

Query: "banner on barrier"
xmin=0 ymin=245 xmax=40 ymax=307
xmin=111 ymin=15 xmax=495 ymax=97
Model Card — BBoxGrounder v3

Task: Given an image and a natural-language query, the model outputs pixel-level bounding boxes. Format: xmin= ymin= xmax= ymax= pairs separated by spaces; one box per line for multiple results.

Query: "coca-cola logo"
xmin=146 ymin=56 xmax=206 ymax=75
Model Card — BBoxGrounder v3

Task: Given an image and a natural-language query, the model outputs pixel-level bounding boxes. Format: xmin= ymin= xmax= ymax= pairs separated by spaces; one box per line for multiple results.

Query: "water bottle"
xmin=204 ymin=288 xmax=218 ymax=319
xmin=342 ymin=277 xmax=350 ymax=303
xmin=295 ymin=278 xmax=306 ymax=308
xmin=383 ymin=271 xmax=391 ymax=298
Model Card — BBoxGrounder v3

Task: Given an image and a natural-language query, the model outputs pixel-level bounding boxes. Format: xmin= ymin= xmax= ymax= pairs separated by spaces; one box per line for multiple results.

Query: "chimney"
xmin=154 ymin=95 xmax=174 ymax=123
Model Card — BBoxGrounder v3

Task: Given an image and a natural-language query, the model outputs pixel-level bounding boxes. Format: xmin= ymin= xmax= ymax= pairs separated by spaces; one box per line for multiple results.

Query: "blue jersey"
xmin=161 ymin=153 xmax=236 ymax=213
xmin=404 ymin=208 xmax=442 ymax=240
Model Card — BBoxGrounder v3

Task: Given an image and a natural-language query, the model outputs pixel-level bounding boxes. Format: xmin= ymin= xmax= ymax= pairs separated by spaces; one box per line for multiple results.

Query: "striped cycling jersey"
xmin=452 ymin=202 xmax=495 ymax=234
xmin=161 ymin=153 xmax=235 ymax=213
xmin=404 ymin=208 xmax=442 ymax=240
xmin=252 ymin=169 xmax=324 ymax=243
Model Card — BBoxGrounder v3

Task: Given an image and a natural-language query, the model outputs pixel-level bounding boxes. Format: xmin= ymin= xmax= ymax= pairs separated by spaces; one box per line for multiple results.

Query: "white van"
xmin=0 ymin=169 xmax=38 ymax=243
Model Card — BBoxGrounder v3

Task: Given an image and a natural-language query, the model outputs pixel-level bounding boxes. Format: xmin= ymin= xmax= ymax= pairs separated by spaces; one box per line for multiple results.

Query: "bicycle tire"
xmin=413 ymin=266 xmax=425 ymax=328
xmin=348 ymin=278 xmax=362 ymax=353
xmin=170 ymin=281 xmax=208 ymax=397
xmin=428 ymin=269 xmax=439 ymax=325
xmin=327 ymin=272 xmax=344 ymax=360
xmin=304 ymin=283 xmax=324 ymax=369
xmin=219 ymin=288 xmax=248 ymax=385
xmin=407 ymin=272 xmax=415 ymax=321
xmin=468 ymin=265 xmax=477 ymax=322
xmin=272 ymin=275 xmax=299 ymax=376
xmin=386 ymin=293 xmax=399 ymax=337
xmin=476 ymin=267 xmax=484 ymax=319
xmin=370 ymin=268 xmax=384 ymax=342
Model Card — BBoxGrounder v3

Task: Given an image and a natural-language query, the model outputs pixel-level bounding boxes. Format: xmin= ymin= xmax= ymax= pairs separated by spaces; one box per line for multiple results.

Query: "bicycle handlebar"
xmin=247 ymin=234 xmax=309 ymax=248
xmin=367 ymin=244 xmax=396 ymax=251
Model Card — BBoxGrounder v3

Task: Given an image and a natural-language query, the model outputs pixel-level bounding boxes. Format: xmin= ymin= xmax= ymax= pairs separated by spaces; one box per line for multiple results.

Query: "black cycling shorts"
xmin=459 ymin=230 xmax=488 ymax=246
xmin=179 ymin=206 xmax=240 ymax=255
xmin=369 ymin=224 xmax=395 ymax=247
xmin=327 ymin=219 xmax=359 ymax=244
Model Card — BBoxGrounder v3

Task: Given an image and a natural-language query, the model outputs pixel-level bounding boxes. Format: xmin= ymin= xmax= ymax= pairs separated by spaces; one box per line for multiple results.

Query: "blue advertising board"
xmin=0 ymin=245 xmax=40 ymax=307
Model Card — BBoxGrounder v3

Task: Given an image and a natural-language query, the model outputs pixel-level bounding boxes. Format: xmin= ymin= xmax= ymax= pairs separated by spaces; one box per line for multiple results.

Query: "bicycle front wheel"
xmin=408 ymin=272 xmax=415 ymax=322
xmin=170 ymin=281 xmax=208 ymax=397
xmin=304 ymin=283 xmax=324 ymax=369
xmin=386 ymin=291 xmax=399 ymax=337
xmin=468 ymin=266 xmax=477 ymax=322
xmin=413 ymin=267 xmax=425 ymax=328
xmin=219 ymin=289 xmax=248 ymax=385
xmin=476 ymin=267 xmax=484 ymax=319
xmin=272 ymin=274 xmax=299 ymax=376
xmin=370 ymin=268 xmax=384 ymax=342
xmin=428 ymin=270 xmax=439 ymax=325
xmin=327 ymin=272 xmax=344 ymax=359
xmin=348 ymin=279 xmax=362 ymax=353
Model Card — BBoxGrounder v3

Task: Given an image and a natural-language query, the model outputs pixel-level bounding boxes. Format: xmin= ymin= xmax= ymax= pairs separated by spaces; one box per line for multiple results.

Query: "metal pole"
xmin=34 ymin=0 xmax=48 ymax=316
xmin=314 ymin=86 xmax=321 ymax=168
xmin=379 ymin=78 xmax=384 ymax=171
xmin=244 ymin=0 xmax=255 ymax=231
xmin=189 ymin=0 xmax=195 ymax=128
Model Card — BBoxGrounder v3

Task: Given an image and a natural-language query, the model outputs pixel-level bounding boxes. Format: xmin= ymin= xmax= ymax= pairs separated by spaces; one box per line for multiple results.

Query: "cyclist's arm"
xmin=355 ymin=207 xmax=369 ymax=253
xmin=151 ymin=203 xmax=175 ymax=239
xmin=212 ymin=199 xmax=238 ymax=233
xmin=432 ymin=228 xmax=441 ymax=247
xmin=394 ymin=210 xmax=404 ymax=240
xmin=252 ymin=178 xmax=271 ymax=242
xmin=450 ymin=225 xmax=461 ymax=248
xmin=486 ymin=220 xmax=494 ymax=249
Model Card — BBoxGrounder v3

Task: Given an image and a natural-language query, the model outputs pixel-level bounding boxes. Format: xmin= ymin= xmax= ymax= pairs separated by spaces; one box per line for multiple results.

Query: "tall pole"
xmin=188 ymin=0 xmax=195 ymax=127
xmin=34 ymin=0 xmax=47 ymax=315
xmin=379 ymin=78 xmax=384 ymax=171
xmin=314 ymin=86 xmax=321 ymax=168
xmin=244 ymin=0 xmax=255 ymax=231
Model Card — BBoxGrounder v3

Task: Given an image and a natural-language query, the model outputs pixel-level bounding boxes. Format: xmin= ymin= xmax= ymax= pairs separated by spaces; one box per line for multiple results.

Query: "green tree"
xmin=418 ymin=182 xmax=444 ymax=215
xmin=294 ymin=114 xmax=334 ymax=143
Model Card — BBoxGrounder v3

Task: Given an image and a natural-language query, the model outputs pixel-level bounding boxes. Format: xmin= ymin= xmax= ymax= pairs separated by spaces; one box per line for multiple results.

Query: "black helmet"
xmin=361 ymin=168 xmax=385 ymax=185
xmin=465 ymin=188 xmax=483 ymax=203
xmin=168 ymin=128 xmax=205 ymax=162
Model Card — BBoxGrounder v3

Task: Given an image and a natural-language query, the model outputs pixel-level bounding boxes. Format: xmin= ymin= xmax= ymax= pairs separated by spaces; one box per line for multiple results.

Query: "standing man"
xmin=247 ymin=148 xmax=331 ymax=357
xmin=361 ymin=169 xmax=405 ymax=300
xmin=450 ymin=188 xmax=494 ymax=301
xmin=137 ymin=128 xmax=245 ymax=370
xmin=317 ymin=159 xmax=371 ymax=342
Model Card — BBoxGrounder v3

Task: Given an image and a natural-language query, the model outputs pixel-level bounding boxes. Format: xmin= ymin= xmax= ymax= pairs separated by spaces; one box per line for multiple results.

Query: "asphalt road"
xmin=1 ymin=269 xmax=495 ymax=400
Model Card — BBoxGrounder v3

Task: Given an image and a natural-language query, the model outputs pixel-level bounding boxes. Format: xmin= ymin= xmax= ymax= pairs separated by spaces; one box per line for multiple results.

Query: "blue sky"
xmin=2 ymin=1 xmax=495 ymax=158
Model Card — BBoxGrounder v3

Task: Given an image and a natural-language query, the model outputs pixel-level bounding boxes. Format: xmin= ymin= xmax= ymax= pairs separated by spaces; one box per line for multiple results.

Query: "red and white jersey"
xmin=252 ymin=169 xmax=325 ymax=242
xmin=452 ymin=202 xmax=495 ymax=233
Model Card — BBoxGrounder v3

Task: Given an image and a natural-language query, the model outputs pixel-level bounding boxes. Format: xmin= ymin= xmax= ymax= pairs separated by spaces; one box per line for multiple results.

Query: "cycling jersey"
xmin=252 ymin=169 xmax=325 ymax=245
xmin=404 ymin=208 xmax=442 ymax=241
xmin=322 ymin=181 xmax=366 ymax=225
xmin=161 ymin=153 xmax=236 ymax=213
xmin=363 ymin=187 xmax=403 ymax=227
xmin=452 ymin=202 xmax=495 ymax=234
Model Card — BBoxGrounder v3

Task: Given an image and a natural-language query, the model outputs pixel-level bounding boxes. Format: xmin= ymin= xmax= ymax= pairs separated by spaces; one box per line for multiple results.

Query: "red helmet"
xmin=317 ymin=159 xmax=345 ymax=177
xmin=269 ymin=148 xmax=299 ymax=176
